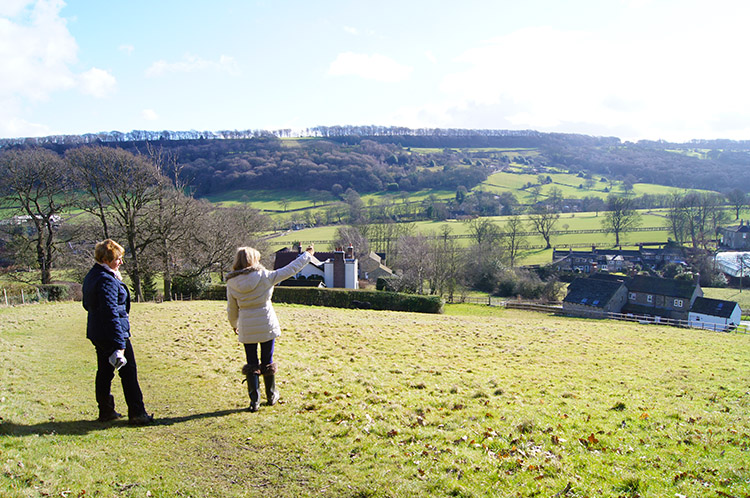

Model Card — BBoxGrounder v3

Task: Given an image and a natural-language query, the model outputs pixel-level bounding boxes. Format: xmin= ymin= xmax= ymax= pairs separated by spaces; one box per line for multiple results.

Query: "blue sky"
xmin=2 ymin=0 xmax=749 ymax=142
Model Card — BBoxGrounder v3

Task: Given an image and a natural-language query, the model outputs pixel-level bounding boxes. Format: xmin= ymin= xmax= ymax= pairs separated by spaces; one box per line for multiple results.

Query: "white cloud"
xmin=402 ymin=15 xmax=750 ymax=141
xmin=0 ymin=97 xmax=49 ymax=138
xmin=328 ymin=52 xmax=412 ymax=83
xmin=0 ymin=0 xmax=31 ymax=17
xmin=0 ymin=0 xmax=123 ymax=137
xmin=425 ymin=50 xmax=437 ymax=64
xmin=78 ymin=68 xmax=116 ymax=98
xmin=343 ymin=26 xmax=358 ymax=35
xmin=0 ymin=0 xmax=78 ymax=101
xmin=119 ymin=44 xmax=134 ymax=55
xmin=141 ymin=109 xmax=158 ymax=121
xmin=145 ymin=53 xmax=239 ymax=77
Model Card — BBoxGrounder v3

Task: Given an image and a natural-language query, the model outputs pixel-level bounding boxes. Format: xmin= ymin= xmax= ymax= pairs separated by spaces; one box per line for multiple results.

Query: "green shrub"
xmin=37 ymin=284 xmax=70 ymax=302
xmin=172 ymin=273 xmax=211 ymax=297
xmin=201 ymin=284 xmax=228 ymax=301
xmin=376 ymin=276 xmax=398 ymax=292
xmin=273 ymin=287 xmax=444 ymax=313
xmin=201 ymin=284 xmax=443 ymax=314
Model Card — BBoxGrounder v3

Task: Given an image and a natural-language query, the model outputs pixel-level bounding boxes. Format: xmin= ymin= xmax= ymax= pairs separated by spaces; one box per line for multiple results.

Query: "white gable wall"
xmin=688 ymin=305 xmax=742 ymax=332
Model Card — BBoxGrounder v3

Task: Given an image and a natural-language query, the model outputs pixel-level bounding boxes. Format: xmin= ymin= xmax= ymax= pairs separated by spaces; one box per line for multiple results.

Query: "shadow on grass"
xmin=0 ymin=408 xmax=247 ymax=437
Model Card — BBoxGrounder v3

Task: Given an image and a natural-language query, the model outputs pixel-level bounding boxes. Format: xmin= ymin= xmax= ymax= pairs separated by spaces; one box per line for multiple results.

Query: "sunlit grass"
xmin=1 ymin=301 xmax=749 ymax=497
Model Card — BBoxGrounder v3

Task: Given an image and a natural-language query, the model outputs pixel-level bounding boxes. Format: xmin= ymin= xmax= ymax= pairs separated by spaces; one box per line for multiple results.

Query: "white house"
xmin=688 ymin=296 xmax=741 ymax=332
xmin=274 ymin=245 xmax=359 ymax=289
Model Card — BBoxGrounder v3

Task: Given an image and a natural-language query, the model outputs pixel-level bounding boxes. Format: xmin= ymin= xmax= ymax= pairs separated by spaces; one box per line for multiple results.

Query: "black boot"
xmin=242 ymin=364 xmax=261 ymax=412
xmin=261 ymin=362 xmax=279 ymax=406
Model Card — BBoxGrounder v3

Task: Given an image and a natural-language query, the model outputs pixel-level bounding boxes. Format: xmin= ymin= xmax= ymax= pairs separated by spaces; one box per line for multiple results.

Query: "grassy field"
xmin=266 ymin=209 xmax=673 ymax=263
xmin=2 ymin=301 xmax=749 ymax=497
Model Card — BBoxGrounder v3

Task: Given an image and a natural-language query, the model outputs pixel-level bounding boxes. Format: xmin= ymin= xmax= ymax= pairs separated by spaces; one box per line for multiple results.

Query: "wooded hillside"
xmin=4 ymin=127 xmax=750 ymax=195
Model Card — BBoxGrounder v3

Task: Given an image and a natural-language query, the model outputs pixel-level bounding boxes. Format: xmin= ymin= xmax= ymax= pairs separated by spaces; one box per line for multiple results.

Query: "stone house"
xmin=621 ymin=275 xmax=702 ymax=322
xmin=562 ymin=276 xmax=628 ymax=316
xmin=719 ymin=220 xmax=750 ymax=250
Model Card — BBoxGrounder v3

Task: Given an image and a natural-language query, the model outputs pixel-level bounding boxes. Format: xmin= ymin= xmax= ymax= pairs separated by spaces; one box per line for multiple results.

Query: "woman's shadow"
xmin=0 ymin=408 xmax=247 ymax=437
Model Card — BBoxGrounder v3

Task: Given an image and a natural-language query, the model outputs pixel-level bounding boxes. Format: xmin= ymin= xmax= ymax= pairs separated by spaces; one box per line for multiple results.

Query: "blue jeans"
xmin=244 ymin=339 xmax=275 ymax=367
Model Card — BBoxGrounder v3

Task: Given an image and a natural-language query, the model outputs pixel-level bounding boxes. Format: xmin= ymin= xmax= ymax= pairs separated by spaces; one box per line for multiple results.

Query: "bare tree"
xmin=527 ymin=205 xmax=560 ymax=249
xmin=369 ymin=221 xmax=414 ymax=262
xmin=503 ymin=215 xmax=526 ymax=268
xmin=466 ymin=217 xmax=500 ymax=246
xmin=602 ymin=194 xmax=642 ymax=246
xmin=665 ymin=193 xmax=689 ymax=246
xmin=725 ymin=188 xmax=747 ymax=220
xmin=678 ymin=191 xmax=725 ymax=249
xmin=141 ymin=144 xmax=199 ymax=300
xmin=0 ymin=148 xmax=76 ymax=284
xmin=66 ymin=146 xmax=168 ymax=301
xmin=393 ymin=234 xmax=431 ymax=294
xmin=546 ymin=186 xmax=564 ymax=212
xmin=428 ymin=225 xmax=461 ymax=299
xmin=333 ymin=225 xmax=370 ymax=256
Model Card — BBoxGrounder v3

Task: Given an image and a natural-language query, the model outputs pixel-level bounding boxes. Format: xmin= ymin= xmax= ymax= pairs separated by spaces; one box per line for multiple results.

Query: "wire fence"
xmin=452 ymin=297 xmax=748 ymax=334
xmin=1 ymin=287 xmax=47 ymax=306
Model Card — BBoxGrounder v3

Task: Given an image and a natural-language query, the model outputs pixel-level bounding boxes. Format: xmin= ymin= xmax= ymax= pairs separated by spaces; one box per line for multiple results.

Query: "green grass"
xmin=2 ymin=301 xmax=749 ymax=497
xmin=267 ymin=209 xmax=673 ymax=260
xmin=703 ymin=287 xmax=750 ymax=317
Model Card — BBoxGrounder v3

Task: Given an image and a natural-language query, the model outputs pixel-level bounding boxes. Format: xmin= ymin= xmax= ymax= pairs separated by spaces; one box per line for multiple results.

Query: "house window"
xmin=628 ymin=292 xmax=636 ymax=300
xmin=647 ymin=294 xmax=653 ymax=303
xmin=674 ymin=299 xmax=683 ymax=308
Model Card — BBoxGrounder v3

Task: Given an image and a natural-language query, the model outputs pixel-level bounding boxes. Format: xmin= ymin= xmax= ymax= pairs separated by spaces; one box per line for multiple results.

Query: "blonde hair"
xmin=94 ymin=239 xmax=124 ymax=264
xmin=232 ymin=246 xmax=263 ymax=272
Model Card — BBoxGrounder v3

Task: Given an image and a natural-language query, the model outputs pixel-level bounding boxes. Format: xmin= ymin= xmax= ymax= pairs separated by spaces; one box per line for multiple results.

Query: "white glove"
xmin=108 ymin=349 xmax=127 ymax=371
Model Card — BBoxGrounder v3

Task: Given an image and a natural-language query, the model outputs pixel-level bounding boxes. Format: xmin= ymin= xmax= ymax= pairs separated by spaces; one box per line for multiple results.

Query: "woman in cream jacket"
xmin=226 ymin=243 xmax=314 ymax=412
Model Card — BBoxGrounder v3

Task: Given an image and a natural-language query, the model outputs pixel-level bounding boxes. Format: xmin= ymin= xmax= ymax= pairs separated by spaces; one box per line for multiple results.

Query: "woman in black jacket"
xmin=82 ymin=239 xmax=153 ymax=425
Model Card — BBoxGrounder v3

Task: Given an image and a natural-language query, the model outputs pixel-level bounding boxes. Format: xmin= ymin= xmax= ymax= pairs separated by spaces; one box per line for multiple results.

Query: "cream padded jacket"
xmin=226 ymin=251 xmax=312 ymax=344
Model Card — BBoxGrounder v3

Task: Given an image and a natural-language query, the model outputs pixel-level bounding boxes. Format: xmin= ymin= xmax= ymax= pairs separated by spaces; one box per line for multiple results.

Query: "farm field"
xmin=480 ymin=171 xmax=715 ymax=204
xmin=1 ymin=301 xmax=749 ymax=497
xmin=203 ymin=189 xmax=455 ymax=213
xmin=265 ymin=209 xmax=673 ymax=261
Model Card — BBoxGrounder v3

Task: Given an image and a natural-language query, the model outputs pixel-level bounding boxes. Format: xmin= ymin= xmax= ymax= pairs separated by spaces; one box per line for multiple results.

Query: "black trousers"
xmin=244 ymin=339 xmax=275 ymax=367
xmin=91 ymin=339 xmax=146 ymax=418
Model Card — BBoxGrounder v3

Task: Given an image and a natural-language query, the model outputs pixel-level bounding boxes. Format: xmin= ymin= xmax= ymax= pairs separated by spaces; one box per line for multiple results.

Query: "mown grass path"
xmin=1 ymin=302 xmax=749 ymax=497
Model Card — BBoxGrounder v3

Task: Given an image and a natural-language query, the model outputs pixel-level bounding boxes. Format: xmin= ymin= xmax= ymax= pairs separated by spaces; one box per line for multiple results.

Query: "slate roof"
xmin=588 ymin=273 xmax=627 ymax=282
xmin=563 ymin=277 xmax=625 ymax=308
xmin=273 ymin=248 xmax=333 ymax=270
xmin=689 ymin=297 xmax=739 ymax=318
xmin=626 ymin=275 xmax=697 ymax=299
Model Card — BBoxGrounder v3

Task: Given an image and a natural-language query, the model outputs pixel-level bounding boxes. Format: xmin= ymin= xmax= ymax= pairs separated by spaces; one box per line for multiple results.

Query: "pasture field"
xmin=203 ymin=189 xmax=455 ymax=213
xmin=2 ymin=301 xmax=749 ymax=497
xmin=266 ymin=210 xmax=673 ymax=257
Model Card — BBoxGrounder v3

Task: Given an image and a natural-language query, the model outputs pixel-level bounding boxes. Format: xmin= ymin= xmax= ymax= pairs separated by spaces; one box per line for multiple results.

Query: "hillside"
xmin=3 ymin=127 xmax=750 ymax=196
xmin=2 ymin=301 xmax=749 ymax=497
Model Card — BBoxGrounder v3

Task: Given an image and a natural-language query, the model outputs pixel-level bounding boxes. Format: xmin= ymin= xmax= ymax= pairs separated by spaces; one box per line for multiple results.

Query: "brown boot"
xmin=261 ymin=362 xmax=279 ymax=406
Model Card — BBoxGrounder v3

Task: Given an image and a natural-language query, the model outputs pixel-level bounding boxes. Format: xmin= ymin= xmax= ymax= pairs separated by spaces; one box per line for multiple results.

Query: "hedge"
xmin=201 ymin=285 xmax=443 ymax=314
xmin=37 ymin=284 xmax=71 ymax=302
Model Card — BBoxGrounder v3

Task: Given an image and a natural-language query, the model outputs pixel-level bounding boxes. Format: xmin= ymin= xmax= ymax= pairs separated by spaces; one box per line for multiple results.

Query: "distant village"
xmin=553 ymin=221 xmax=750 ymax=332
